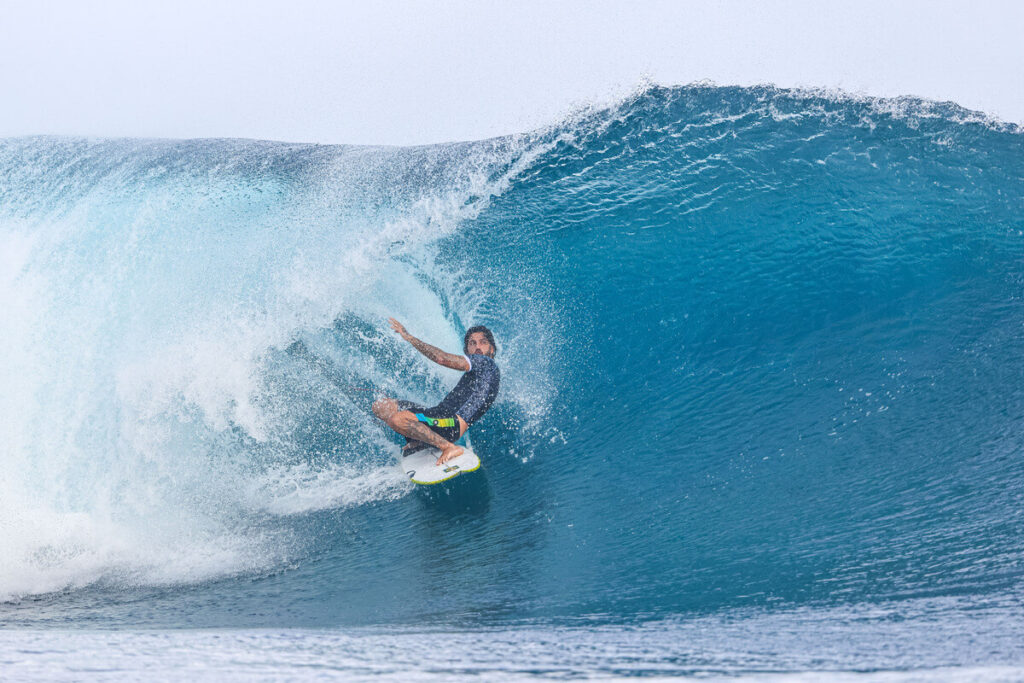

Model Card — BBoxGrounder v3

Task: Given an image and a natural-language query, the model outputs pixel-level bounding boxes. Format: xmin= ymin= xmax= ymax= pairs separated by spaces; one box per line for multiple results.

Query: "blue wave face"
xmin=1 ymin=86 xmax=1023 ymax=629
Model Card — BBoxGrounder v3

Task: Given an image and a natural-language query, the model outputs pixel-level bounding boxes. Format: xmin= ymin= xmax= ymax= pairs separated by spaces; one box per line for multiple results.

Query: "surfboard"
xmin=401 ymin=445 xmax=480 ymax=485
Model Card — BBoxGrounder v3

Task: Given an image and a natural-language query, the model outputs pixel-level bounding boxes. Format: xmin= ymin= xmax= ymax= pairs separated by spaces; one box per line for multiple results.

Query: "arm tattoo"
xmin=407 ymin=336 xmax=447 ymax=364
xmin=402 ymin=333 xmax=468 ymax=371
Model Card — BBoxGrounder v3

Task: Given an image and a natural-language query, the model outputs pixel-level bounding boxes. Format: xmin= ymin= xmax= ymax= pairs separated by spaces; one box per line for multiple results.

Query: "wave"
xmin=1 ymin=85 xmax=1022 ymax=627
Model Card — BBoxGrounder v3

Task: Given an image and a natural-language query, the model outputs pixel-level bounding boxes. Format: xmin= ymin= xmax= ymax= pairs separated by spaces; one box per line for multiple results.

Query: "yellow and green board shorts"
xmin=396 ymin=400 xmax=462 ymax=443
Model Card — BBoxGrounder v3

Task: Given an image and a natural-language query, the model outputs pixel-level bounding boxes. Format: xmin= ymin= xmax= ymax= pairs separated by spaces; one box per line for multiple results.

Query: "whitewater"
xmin=1 ymin=84 xmax=1023 ymax=679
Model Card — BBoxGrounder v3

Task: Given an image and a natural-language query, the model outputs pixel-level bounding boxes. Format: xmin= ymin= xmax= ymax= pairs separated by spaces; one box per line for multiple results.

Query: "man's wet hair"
xmin=463 ymin=325 xmax=497 ymax=357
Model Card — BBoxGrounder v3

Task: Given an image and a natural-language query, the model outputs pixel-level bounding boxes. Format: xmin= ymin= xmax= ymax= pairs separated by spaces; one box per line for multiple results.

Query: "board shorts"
xmin=395 ymin=400 xmax=462 ymax=444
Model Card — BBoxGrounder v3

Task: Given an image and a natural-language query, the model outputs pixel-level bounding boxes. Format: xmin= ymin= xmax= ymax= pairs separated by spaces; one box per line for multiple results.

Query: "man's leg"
xmin=373 ymin=398 xmax=425 ymax=452
xmin=372 ymin=398 xmax=464 ymax=464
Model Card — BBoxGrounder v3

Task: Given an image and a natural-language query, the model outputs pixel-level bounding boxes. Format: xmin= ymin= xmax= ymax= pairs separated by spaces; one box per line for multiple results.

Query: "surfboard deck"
xmin=401 ymin=445 xmax=480 ymax=485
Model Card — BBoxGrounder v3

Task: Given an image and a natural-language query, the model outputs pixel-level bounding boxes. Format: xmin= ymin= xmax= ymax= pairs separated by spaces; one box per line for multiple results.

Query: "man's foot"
xmin=402 ymin=441 xmax=433 ymax=458
xmin=436 ymin=444 xmax=464 ymax=466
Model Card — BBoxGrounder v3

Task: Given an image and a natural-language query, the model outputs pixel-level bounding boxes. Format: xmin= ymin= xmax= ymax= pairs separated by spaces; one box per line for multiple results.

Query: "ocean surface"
xmin=1 ymin=84 xmax=1023 ymax=679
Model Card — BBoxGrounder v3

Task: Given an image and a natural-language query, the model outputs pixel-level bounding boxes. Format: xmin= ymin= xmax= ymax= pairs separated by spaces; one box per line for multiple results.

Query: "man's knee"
xmin=372 ymin=398 xmax=397 ymax=420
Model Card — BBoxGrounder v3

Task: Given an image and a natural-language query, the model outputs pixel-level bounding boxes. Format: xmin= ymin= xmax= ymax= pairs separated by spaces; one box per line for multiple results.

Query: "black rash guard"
xmin=435 ymin=354 xmax=500 ymax=425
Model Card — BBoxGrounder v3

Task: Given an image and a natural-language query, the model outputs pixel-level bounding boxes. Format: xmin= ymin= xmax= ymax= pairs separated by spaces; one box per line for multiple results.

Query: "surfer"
xmin=373 ymin=319 xmax=500 ymax=465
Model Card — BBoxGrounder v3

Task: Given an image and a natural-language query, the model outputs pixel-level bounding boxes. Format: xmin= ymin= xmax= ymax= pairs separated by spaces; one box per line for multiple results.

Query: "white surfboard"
xmin=401 ymin=446 xmax=481 ymax=485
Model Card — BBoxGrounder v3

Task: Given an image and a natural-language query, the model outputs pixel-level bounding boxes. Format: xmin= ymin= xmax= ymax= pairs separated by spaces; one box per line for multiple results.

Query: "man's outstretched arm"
xmin=388 ymin=318 xmax=471 ymax=371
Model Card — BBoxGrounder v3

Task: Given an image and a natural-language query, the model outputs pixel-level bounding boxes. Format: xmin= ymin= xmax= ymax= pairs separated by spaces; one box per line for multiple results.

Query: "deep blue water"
xmin=1 ymin=85 xmax=1023 ymax=674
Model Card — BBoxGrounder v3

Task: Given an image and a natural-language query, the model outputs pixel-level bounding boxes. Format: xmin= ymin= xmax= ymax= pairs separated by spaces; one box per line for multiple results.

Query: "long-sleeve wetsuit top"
xmin=435 ymin=354 xmax=500 ymax=425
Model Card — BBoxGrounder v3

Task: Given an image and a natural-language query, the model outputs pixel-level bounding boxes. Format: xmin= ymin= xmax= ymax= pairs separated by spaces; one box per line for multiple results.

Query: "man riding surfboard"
xmin=373 ymin=319 xmax=500 ymax=466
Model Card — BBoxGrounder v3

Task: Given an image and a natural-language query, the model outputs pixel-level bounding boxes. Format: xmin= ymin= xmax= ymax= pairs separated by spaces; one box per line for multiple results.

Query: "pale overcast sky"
xmin=1 ymin=0 xmax=1022 ymax=145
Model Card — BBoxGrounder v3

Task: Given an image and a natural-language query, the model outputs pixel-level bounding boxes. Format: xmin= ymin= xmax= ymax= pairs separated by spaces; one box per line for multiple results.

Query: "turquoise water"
xmin=1 ymin=85 xmax=1023 ymax=676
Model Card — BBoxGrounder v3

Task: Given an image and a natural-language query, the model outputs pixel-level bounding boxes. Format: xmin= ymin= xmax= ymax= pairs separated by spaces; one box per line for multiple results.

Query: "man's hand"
xmin=388 ymin=317 xmax=410 ymax=340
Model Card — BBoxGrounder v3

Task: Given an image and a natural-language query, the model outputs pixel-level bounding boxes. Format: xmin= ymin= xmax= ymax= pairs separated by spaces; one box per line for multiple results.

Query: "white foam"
xmin=0 ymin=131 xmax=564 ymax=601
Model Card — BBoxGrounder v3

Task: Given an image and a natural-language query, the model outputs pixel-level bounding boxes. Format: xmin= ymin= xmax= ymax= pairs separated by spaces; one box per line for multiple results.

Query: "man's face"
xmin=466 ymin=332 xmax=494 ymax=357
